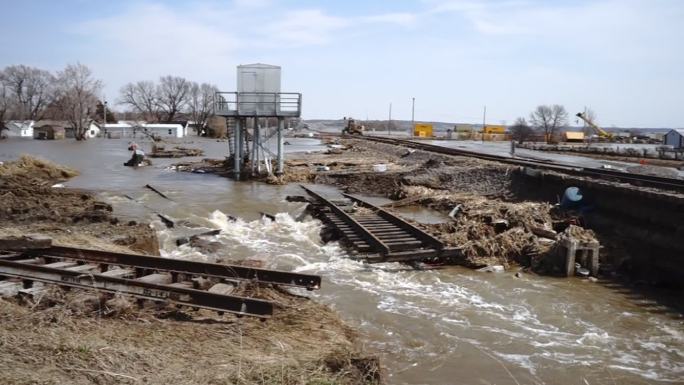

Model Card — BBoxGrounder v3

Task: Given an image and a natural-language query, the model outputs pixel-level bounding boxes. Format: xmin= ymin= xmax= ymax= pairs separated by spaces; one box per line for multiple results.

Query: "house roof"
xmin=34 ymin=120 xmax=68 ymax=129
xmin=667 ymin=129 xmax=684 ymax=136
xmin=238 ymin=63 xmax=281 ymax=69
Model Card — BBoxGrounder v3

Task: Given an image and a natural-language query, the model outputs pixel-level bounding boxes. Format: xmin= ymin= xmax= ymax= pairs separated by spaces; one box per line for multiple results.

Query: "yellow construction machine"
xmin=342 ymin=117 xmax=364 ymax=135
xmin=576 ymin=112 xmax=613 ymax=141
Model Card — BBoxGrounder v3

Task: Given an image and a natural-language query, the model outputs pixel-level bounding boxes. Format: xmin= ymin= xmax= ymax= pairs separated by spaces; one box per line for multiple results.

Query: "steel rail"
xmin=20 ymin=246 xmax=321 ymax=290
xmin=343 ymin=193 xmax=444 ymax=250
xmin=301 ymin=186 xmax=390 ymax=254
xmin=358 ymin=136 xmax=684 ymax=192
xmin=0 ymin=259 xmax=273 ymax=318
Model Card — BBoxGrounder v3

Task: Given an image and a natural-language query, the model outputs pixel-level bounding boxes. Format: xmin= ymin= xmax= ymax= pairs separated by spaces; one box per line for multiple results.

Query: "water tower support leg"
xmin=234 ymin=118 xmax=241 ymax=180
xmin=276 ymin=118 xmax=284 ymax=176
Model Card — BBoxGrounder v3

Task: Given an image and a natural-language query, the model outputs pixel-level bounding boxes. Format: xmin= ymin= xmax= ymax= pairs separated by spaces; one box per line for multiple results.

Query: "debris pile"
xmin=416 ymin=188 xmax=554 ymax=268
xmin=150 ymin=144 xmax=204 ymax=158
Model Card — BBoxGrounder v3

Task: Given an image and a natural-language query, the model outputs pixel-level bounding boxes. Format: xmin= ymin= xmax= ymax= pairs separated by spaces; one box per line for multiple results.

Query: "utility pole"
xmin=103 ymin=97 xmax=108 ymax=138
xmin=388 ymin=102 xmax=392 ymax=136
xmin=411 ymin=97 xmax=415 ymax=137
xmin=482 ymin=105 xmax=487 ymax=143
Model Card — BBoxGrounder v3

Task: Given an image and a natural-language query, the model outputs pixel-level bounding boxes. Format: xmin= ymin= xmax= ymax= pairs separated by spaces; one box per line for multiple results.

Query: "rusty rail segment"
xmin=302 ymin=186 xmax=459 ymax=263
xmin=0 ymin=242 xmax=323 ymax=319
xmin=357 ymin=135 xmax=684 ymax=192
xmin=0 ymin=259 xmax=273 ymax=318
xmin=301 ymin=186 xmax=390 ymax=254
xmin=343 ymin=193 xmax=444 ymax=251
xmin=21 ymin=245 xmax=321 ymax=290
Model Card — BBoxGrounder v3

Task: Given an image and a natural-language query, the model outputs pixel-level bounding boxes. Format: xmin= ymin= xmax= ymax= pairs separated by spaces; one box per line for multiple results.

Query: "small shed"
xmin=483 ymin=125 xmax=506 ymax=134
xmin=564 ymin=131 xmax=585 ymax=143
xmin=414 ymin=123 xmax=433 ymax=137
xmin=33 ymin=121 xmax=66 ymax=140
xmin=664 ymin=129 xmax=684 ymax=149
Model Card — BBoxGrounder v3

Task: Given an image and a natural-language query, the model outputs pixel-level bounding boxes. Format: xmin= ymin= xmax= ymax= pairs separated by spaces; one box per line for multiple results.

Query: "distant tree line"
xmin=119 ymin=77 xmax=218 ymax=134
xmin=0 ymin=63 xmax=221 ymax=139
xmin=0 ymin=63 xmax=102 ymax=139
xmin=511 ymin=104 xmax=570 ymax=144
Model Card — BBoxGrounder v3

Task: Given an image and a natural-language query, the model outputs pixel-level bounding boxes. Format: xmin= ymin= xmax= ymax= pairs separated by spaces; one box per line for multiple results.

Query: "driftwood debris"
xmin=144 ymin=184 xmax=171 ymax=200
xmin=176 ymin=229 xmax=222 ymax=247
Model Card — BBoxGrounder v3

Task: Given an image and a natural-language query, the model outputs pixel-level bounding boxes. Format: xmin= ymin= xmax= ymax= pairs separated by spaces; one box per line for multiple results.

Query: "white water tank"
xmin=237 ymin=63 xmax=281 ymax=115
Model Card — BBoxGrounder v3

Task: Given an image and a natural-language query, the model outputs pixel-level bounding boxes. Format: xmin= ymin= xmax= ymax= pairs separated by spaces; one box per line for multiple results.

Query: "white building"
xmin=102 ymin=122 xmax=187 ymax=139
xmin=144 ymin=123 xmax=188 ymax=138
xmin=3 ymin=121 xmax=34 ymax=137
xmin=664 ymin=129 xmax=684 ymax=149
xmin=85 ymin=122 xmax=101 ymax=139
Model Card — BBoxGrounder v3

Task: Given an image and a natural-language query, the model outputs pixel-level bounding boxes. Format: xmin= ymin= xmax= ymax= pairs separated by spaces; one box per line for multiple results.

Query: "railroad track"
xmin=302 ymin=186 xmax=459 ymax=263
xmin=0 ymin=244 xmax=321 ymax=319
xmin=357 ymin=135 xmax=684 ymax=192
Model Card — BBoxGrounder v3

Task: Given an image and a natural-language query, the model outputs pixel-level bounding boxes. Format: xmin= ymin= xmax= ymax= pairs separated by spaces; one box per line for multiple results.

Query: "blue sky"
xmin=1 ymin=0 xmax=682 ymax=127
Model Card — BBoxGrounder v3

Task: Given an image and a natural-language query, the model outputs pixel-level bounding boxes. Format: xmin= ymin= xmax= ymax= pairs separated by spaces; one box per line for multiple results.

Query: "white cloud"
xmin=58 ymin=0 xmax=684 ymax=126
xmin=360 ymin=12 xmax=417 ymax=26
xmin=267 ymin=9 xmax=350 ymax=46
xmin=233 ymin=0 xmax=272 ymax=9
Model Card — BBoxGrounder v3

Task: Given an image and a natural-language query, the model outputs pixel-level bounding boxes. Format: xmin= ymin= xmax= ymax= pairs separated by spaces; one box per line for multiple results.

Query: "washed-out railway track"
xmin=302 ymin=186 xmax=459 ymax=263
xmin=357 ymin=135 xmax=684 ymax=193
xmin=0 ymin=243 xmax=321 ymax=319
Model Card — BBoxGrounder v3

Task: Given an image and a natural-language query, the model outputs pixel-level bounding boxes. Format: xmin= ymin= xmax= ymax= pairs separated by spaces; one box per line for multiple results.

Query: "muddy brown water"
xmin=1 ymin=137 xmax=683 ymax=385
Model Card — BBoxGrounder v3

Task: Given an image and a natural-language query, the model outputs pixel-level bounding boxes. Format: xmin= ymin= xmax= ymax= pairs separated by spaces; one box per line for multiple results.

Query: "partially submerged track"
xmin=0 ymin=244 xmax=322 ymax=319
xmin=302 ymin=186 xmax=459 ymax=263
xmin=358 ymin=135 xmax=684 ymax=192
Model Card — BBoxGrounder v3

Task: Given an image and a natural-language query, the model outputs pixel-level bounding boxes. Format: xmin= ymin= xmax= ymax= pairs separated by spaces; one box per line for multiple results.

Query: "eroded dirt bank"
xmin=0 ymin=156 xmax=379 ymax=385
xmin=277 ymin=138 xmax=684 ymax=285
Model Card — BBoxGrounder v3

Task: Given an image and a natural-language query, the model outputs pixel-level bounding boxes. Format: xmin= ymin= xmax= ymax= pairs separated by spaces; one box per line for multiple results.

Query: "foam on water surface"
xmin=158 ymin=209 xmax=684 ymax=384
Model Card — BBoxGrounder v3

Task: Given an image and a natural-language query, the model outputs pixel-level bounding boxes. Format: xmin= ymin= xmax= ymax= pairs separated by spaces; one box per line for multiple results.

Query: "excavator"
xmin=575 ymin=112 xmax=614 ymax=141
xmin=342 ymin=117 xmax=364 ymax=135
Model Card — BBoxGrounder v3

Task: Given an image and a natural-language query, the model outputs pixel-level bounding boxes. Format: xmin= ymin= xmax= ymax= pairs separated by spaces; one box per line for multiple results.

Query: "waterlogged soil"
xmin=0 ymin=155 xmax=379 ymax=385
xmin=1 ymin=138 xmax=683 ymax=385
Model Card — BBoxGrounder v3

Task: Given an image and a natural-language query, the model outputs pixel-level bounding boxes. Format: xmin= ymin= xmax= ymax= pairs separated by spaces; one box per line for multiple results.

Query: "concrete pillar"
xmin=234 ymin=118 xmax=241 ymax=180
xmin=276 ymin=117 xmax=284 ymax=176
xmin=560 ymin=239 xmax=577 ymax=277
xmin=588 ymin=244 xmax=600 ymax=277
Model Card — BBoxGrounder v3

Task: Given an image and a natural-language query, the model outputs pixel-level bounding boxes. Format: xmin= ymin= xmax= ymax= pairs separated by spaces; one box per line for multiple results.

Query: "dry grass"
xmin=0 ymin=155 xmax=78 ymax=185
xmin=0 ymin=286 xmax=379 ymax=385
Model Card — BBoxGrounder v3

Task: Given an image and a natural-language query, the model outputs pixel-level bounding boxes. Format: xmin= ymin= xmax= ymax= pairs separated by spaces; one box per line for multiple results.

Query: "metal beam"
xmin=277 ymin=118 xmax=284 ymax=175
xmin=344 ymin=193 xmax=443 ymax=250
xmin=0 ymin=259 xmax=272 ymax=318
xmin=24 ymin=246 xmax=321 ymax=290
xmin=234 ymin=118 xmax=241 ymax=179
xmin=301 ymin=186 xmax=390 ymax=254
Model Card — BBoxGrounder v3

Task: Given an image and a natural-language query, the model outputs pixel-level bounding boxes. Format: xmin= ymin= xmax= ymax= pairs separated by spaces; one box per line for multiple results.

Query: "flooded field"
xmin=1 ymin=137 xmax=683 ymax=384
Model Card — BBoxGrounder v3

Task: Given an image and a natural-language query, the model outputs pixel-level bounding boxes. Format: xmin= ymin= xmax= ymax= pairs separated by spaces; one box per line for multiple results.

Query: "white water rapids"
xmin=156 ymin=210 xmax=684 ymax=385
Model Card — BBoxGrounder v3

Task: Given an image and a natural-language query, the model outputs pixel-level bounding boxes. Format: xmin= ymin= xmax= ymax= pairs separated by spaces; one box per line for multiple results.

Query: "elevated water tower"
xmin=215 ymin=63 xmax=302 ymax=179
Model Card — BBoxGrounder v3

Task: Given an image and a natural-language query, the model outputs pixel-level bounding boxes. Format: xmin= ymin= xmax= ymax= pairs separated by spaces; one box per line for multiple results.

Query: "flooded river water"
xmin=1 ymin=137 xmax=683 ymax=385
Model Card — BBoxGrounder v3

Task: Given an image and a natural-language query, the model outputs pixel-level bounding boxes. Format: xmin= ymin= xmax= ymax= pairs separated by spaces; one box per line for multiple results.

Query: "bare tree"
xmin=0 ymin=70 xmax=10 ymax=131
xmin=53 ymin=63 xmax=102 ymax=140
xmin=188 ymin=82 xmax=217 ymax=134
xmin=2 ymin=65 xmax=55 ymax=120
xmin=157 ymin=75 xmax=190 ymax=122
xmin=510 ymin=117 xmax=534 ymax=144
xmin=119 ymin=81 xmax=161 ymax=122
xmin=530 ymin=104 xmax=568 ymax=143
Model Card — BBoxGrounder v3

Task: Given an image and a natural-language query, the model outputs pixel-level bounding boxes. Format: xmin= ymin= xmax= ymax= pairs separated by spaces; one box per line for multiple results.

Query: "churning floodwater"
xmin=1 ymin=137 xmax=683 ymax=385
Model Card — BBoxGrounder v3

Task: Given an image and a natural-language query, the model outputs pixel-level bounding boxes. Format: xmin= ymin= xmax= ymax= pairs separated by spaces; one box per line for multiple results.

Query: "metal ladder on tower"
xmin=226 ymin=118 xmax=235 ymax=156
